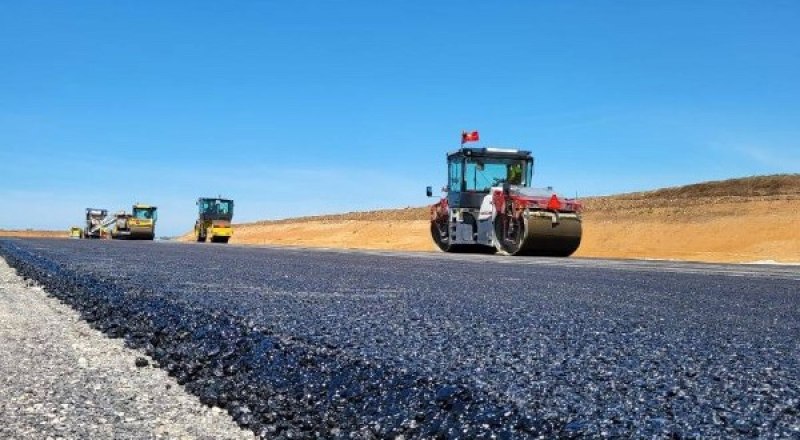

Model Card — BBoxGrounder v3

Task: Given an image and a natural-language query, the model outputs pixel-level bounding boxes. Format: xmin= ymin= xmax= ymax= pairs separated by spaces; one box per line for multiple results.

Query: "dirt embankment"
xmin=577 ymin=175 xmax=800 ymax=263
xmin=0 ymin=230 xmax=67 ymax=239
xmin=181 ymin=175 xmax=800 ymax=263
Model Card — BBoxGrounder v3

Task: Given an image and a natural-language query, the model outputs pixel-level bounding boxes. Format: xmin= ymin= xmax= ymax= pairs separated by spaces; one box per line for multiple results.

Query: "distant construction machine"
xmin=84 ymin=208 xmax=109 ymax=239
xmin=428 ymin=145 xmax=582 ymax=256
xmin=194 ymin=197 xmax=234 ymax=243
xmin=110 ymin=204 xmax=158 ymax=240
xmin=82 ymin=204 xmax=157 ymax=240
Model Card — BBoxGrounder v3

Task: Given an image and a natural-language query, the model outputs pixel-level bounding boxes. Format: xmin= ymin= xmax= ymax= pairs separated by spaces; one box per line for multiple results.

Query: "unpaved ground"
xmin=183 ymin=174 xmax=800 ymax=263
xmin=578 ymin=198 xmax=799 ymax=262
xmin=0 ymin=230 xmax=66 ymax=239
xmin=0 ymin=257 xmax=255 ymax=440
xmin=220 ymin=219 xmax=434 ymax=252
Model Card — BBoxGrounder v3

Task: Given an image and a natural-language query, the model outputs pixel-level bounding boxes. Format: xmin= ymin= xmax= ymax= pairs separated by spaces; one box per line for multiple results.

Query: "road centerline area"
xmin=1 ymin=238 xmax=798 ymax=438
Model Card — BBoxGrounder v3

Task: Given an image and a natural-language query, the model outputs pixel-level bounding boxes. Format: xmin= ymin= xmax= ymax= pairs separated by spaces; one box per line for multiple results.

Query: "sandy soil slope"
xmin=181 ymin=175 xmax=800 ymax=263
xmin=0 ymin=230 xmax=66 ymax=239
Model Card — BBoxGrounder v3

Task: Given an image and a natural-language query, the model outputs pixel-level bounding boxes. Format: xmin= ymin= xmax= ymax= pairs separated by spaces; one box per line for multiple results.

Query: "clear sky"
xmin=1 ymin=1 xmax=799 ymax=236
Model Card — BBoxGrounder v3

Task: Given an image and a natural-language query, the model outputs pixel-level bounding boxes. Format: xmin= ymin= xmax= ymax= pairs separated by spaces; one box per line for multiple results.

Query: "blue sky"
xmin=1 ymin=1 xmax=799 ymax=235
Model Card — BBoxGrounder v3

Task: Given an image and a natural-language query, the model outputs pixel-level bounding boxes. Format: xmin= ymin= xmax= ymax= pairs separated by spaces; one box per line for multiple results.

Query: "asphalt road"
xmin=1 ymin=238 xmax=798 ymax=439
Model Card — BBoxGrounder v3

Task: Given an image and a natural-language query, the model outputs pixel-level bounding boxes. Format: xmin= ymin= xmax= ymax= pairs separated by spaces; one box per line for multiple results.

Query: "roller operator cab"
xmin=195 ymin=197 xmax=234 ymax=243
xmin=429 ymin=147 xmax=583 ymax=256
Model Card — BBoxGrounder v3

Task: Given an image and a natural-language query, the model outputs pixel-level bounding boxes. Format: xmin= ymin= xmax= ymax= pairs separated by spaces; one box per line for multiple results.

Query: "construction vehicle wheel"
xmin=494 ymin=213 xmax=526 ymax=255
xmin=495 ymin=213 xmax=581 ymax=257
xmin=197 ymin=234 xmax=206 ymax=242
xmin=430 ymin=219 xmax=452 ymax=252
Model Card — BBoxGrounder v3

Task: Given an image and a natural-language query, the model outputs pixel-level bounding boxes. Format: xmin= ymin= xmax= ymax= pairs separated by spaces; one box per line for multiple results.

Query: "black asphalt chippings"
xmin=1 ymin=239 xmax=799 ymax=439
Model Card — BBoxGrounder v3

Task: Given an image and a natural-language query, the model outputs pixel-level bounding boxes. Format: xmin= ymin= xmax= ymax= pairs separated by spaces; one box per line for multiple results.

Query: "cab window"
xmin=448 ymin=160 xmax=463 ymax=192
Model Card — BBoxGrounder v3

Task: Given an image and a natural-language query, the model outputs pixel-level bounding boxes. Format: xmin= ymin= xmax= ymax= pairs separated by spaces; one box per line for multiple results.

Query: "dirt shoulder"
xmin=180 ymin=175 xmax=800 ymax=264
xmin=0 ymin=230 xmax=66 ymax=239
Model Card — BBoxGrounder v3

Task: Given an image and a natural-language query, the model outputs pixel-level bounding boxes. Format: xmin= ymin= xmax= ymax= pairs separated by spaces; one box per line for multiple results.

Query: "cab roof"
xmin=447 ymin=147 xmax=532 ymax=160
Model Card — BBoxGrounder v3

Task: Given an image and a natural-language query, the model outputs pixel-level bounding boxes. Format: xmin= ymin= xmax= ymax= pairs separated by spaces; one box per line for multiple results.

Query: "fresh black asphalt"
xmin=1 ymin=238 xmax=798 ymax=439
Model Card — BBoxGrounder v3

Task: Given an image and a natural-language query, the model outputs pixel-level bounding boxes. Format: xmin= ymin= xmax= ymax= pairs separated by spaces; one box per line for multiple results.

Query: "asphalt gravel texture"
xmin=0 ymin=256 xmax=255 ymax=440
xmin=1 ymin=238 xmax=798 ymax=439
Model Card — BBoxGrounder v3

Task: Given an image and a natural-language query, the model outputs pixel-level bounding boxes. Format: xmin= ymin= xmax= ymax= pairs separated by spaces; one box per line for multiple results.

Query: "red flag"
xmin=461 ymin=130 xmax=479 ymax=144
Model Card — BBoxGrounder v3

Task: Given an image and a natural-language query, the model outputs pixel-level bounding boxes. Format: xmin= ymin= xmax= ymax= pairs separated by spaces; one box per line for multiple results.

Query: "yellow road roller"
xmin=111 ymin=204 xmax=158 ymax=240
xmin=195 ymin=197 xmax=233 ymax=243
